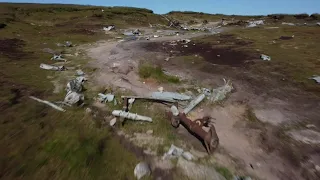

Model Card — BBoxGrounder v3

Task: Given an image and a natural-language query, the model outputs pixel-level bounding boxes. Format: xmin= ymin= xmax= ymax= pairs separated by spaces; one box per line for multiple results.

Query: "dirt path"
xmin=83 ymin=29 xmax=319 ymax=180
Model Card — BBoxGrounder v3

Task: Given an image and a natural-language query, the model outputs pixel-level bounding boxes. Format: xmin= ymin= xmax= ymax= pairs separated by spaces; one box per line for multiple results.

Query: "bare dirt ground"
xmin=83 ymin=27 xmax=320 ymax=180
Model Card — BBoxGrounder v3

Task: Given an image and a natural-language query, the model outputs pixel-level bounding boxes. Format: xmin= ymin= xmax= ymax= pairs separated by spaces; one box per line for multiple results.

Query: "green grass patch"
xmin=215 ymin=166 xmax=233 ymax=180
xmin=138 ymin=63 xmax=180 ymax=83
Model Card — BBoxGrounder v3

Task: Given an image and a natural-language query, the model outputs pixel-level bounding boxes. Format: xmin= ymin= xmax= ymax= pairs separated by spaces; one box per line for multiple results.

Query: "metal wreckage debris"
xmin=118 ymin=88 xmax=221 ymax=154
xmin=168 ymin=105 xmax=219 ymax=154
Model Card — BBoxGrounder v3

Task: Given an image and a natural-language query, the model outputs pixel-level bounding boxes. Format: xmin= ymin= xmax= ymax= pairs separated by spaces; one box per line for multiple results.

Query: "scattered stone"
xmin=85 ymin=107 xmax=92 ymax=114
xmin=288 ymin=129 xmax=320 ymax=144
xmin=306 ymin=124 xmax=317 ymax=129
xmin=165 ymin=57 xmax=170 ymax=61
xmin=146 ymin=130 xmax=153 ymax=135
xmin=177 ymin=157 xmax=226 ymax=180
xmin=134 ymin=162 xmax=151 ymax=180
xmin=163 ymin=144 xmax=184 ymax=159
xmin=76 ymin=69 xmax=85 ymax=76
xmin=158 ymin=87 xmax=164 ymax=93
xmin=110 ymin=118 xmax=117 ymax=126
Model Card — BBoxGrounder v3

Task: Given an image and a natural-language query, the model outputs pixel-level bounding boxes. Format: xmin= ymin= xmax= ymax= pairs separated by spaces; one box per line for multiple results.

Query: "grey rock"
xmin=177 ymin=157 xmax=226 ymax=180
xmin=134 ymin=162 xmax=151 ymax=180
xmin=146 ymin=130 xmax=153 ymax=135
xmin=109 ymin=118 xmax=117 ymax=126
xmin=182 ymin=152 xmax=194 ymax=161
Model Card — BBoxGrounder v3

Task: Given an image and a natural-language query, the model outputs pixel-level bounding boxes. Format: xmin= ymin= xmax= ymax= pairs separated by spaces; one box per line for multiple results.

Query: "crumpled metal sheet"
xmin=40 ymin=63 xmax=65 ymax=71
xmin=309 ymin=76 xmax=320 ymax=84
xmin=64 ymin=91 xmax=84 ymax=105
xmin=51 ymin=54 xmax=66 ymax=61
xmin=150 ymin=92 xmax=191 ymax=101
xmin=209 ymin=79 xmax=233 ymax=103
xmin=260 ymin=54 xmax=271 ymax=61
xmin=66 ymin=77 xmax=85 ymax=93
xmin=97 ymin=93 xmax=114 ymax=103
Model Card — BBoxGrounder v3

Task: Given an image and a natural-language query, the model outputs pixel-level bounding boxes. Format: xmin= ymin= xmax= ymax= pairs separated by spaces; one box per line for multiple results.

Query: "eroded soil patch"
xmin=0 ymin=38 xmax=30 ymax=60
xmin=141 ymin=35 xmax=256 ymax=67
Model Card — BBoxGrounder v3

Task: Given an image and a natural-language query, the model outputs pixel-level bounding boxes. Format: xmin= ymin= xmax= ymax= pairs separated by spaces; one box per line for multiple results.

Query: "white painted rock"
xmin=109 ymin=118 xmax=117 ymax=126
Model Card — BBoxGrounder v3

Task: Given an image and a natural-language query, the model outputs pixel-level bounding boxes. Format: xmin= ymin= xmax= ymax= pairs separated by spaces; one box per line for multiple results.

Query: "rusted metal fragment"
xmin=168 ymin=107 xmax=219 ymax=154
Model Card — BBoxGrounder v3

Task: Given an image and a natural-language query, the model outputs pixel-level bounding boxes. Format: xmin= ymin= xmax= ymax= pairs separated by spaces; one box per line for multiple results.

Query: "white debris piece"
xmin=98 ymin=93 xmax=114 ymax=103
xmin=163 ymin=144 xmax=195 ymax=161
xmin=163 ymin=144 xmax=184 ymax=159
xmin=260 ymin=54 xmax=271 ymax=61
xmin=112 ymin=110 xmax=152 ymax=122
xmin=64 ymin=91 xmax=84 ymax=105
xmin=128 ymin=98 xmax=135 ymax=110
xmin=158 ymin=87 xmax=164 ymax=92
xmin=182 ymin=152 xmax=195 ymax=161
xmin=150 ymin=92 xmax=191 ymax=101
xmin=183 ymin=94 xmax=206 ymax=115
xmin=65 ymin=41 xmax=72 ymax=47
xmin=209 ymin=79 xmax=233 ymax=103
xmin=134 ymin=162 xmax=151 ymax=180
xmin=202 ymin=88 xmax=211 ymax=96
xmin=51 ymin=54 xmax=66 ymax=61
xmin=282 ymin=22 xmax=295 ymax=26
xmin=247 ymin=20 xmax=264 ymax=28
xmin=103 ymin=25 xmax=115 ymax=31
xmin=309 ymin=76 xmax=320 ymax=84
xmin=110 ymin=118 xmax=117 ymax=126
xmin=153 ymin=35 xmax=159 ymax=38
xmin=76 ymin=69 xmax=85 ymax=76
xmin=40 ymin=63 xmax=65 ymax=71
xmin=29 ymin=96 xmax=66 ymax=112
xmin=317 ymin=22 xmax=320 ymax=26
xmin=170 ymin=105 xmax=179 ymax=116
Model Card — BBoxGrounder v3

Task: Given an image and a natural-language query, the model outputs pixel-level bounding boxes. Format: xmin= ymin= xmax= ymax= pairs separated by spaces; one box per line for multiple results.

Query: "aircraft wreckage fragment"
xmin=168 ymin=105 xmax=219 ymax=154
xmin=112 ymin=110 xmax=152 ymax=122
